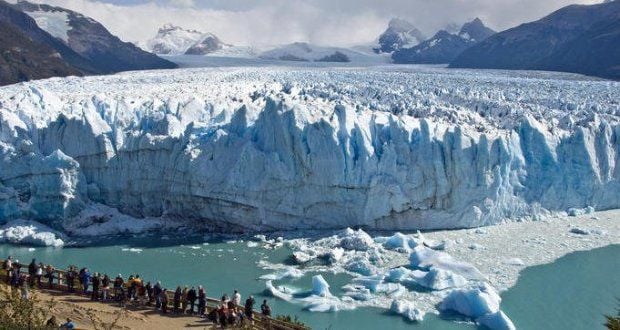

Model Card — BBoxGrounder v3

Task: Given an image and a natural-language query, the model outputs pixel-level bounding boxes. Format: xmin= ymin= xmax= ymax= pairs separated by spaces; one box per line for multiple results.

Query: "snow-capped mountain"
xmin=259 ymin=42 xmax=387 ymax=63
xmin=0 ymin=67 xmax=618 ymax=233
xmin=14 ymin=1 xmax=176 ymax=74
xmin=146 ymin=24 xmax=227 ymax=55
xmin=451 ymin=1 xmax=620 ymax=80
xmin=392 ymin=18 xmax=495 ymax=64
xmin=375 ymin=18 xmax=426 ymax=53
xmin=0 ymin=1 xmax=83 ymax=85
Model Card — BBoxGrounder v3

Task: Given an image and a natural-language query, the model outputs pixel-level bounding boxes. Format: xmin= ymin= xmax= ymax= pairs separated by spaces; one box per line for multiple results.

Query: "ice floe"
xmin=0 ymin=220 xmax=64 ymax=247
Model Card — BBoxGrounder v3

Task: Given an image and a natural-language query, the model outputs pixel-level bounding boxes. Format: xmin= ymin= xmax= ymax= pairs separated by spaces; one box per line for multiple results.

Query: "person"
xmin=181 ymin=286 xmax=189 ymax=314
xmin=197 ymin=286 xmax=206 ymax=316
xmin=81 ymin=268 xmax=91 ymax=294
xmin=261 ymin=300 xmax=271 ymax=317
xmin=91 ymin=272 xmax=100 ymax=301
xmin=28 ymin=259 xmax=36 ymax=286
xmin=46 ymin=316 xmax=58 ymax=327
xmin=187 ymin=286 xmax=197 ymax=314
xmin=60 ymin=318 xmax=75 ymax=329
xmin=101 ymin=274 xmax=110 ymax=300
xmin=133 ymin=275 xmax=142 ymax=301
xmin=153 ymin=281 xmax=162 ymax=308
xmin=20 ymin=279 xmax=29 ymax=300
xmin=137 ymin=280 xmax=147 ymax=305
xmin=232 ymin=289 xmax=241 ymax=307
xmin=173 ymin=286 xmax=182 ymax=314
xmin=218 ymin=303 xmax=229 ymax=327
xmin=127 ymin=274 xmax=135 ymax=300
xmin=3 ymin=256 xmax=12 ymax=283
xmin=45 ymin=264 xmax=55 ymax=289
xmin=10 ymin=261 xmax=20 ymax=287
xmin=245 ymin=295 xmax=255 ymax=322
xmin=66 ymin=267 xmax=77 ymax=292
xmin=117 ymin=287 xmax=127 ymax=307
xmin=160 ymin=289 xmax=169 ymax=314
xmin=145 ymin=281 xmax=153 ymax=305
xmin=35 ymin=262 xmax=43 ymax=288
xmin=113 ymin=274 xmax=124 ymax=298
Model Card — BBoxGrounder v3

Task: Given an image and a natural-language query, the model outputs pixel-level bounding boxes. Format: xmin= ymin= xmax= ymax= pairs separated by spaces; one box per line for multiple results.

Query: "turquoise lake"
xmin=0 ymin=238 xmax=617 ymax=330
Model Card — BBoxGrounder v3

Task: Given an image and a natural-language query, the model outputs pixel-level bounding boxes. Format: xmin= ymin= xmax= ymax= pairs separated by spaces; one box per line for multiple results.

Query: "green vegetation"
xmin=0 ymin=283 xmax=54 ymax=329
xmin=606 ymin=301 xmax=620 ymax=330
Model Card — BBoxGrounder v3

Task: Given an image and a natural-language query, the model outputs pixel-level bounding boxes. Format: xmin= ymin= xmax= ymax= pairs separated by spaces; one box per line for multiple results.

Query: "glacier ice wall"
xmin=0 ymin=68 xmax=618 ymax=232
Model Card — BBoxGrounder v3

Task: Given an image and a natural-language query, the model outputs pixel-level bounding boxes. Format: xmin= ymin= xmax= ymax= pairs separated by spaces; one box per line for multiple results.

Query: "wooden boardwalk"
xmin=1 ymin=259 xmax=309 ymax=330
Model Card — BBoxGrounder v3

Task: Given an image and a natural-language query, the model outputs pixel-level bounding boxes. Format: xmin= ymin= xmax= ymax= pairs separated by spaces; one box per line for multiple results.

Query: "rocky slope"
xmin=146 ymin=24 xmax=227 ymax=55
xmin=16 ymin=1 xmax=176 ymax=73
xmin=0 ymin=67 xmax=618 ymax=233
xmin=393 ymin=18 xmax=495 ymax=64
xmin=0 ymin=18 xmax=81 ymax=85
xmin=450 ymin=1 xmax=620 ymax=80
xmin=375 ymin=18 xmax=426 ymax=53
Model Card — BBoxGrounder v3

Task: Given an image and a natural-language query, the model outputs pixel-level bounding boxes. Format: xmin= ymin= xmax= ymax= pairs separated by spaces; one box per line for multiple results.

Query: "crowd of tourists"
xmin=2 ymin=256 xmax=274 ymax=328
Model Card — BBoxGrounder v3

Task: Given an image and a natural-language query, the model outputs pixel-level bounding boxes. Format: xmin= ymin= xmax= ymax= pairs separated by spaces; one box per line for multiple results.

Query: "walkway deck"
xmin=0 ymin=259 xmax=309 ymax=330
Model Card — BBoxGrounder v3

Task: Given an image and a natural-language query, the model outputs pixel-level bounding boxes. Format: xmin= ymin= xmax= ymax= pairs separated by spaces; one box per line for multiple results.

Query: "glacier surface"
xmin=0 ymin=66 xmax=619 ymax=233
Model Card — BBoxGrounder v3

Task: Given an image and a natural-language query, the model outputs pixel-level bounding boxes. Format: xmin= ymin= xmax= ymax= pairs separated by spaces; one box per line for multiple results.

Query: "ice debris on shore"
xmin=0 ymin=220 xmax=64 ymax=247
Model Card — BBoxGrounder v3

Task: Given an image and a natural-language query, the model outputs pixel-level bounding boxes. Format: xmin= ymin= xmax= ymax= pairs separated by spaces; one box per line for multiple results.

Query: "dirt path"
xmin=35 ymin=289 xmax=218 ymax=330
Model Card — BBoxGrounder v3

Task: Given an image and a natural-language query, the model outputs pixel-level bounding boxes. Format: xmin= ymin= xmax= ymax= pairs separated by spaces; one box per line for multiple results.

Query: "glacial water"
xmin=0 ymin=238 xmax=617 ymax=330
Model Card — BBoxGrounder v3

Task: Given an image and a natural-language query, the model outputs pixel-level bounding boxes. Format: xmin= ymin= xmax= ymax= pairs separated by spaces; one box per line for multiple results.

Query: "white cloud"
xmin=20 ymin=0 xmax=603 ymax=46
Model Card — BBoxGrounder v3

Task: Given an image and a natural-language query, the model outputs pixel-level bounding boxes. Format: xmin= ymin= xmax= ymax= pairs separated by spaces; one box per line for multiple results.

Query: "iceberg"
xmin=312 ymin=275 xmax=332 ymax=297
xmin=390 ymin=299 xmax=425 ymax=322
xmin=410 ymin=246 xmax=485 ymax=280
xmin=0 ymin=219 xmax=64 ymax=247
xmin=439 ymin=283 xmax=502 ymax=319
xmin=383 ymin=232 xmax=419 ymax=252
xmin=477 ymin=311 xmax=516 ymax=330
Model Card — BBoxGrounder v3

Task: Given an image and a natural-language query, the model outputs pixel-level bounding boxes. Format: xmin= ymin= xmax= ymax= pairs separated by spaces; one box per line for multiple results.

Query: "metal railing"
xmin=0 ymin=259 xmax=309 ymax=330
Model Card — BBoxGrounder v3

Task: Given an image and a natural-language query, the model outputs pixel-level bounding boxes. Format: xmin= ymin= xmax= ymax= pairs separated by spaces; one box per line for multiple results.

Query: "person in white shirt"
xmin=232 ymin=289 xmax=241 ymax=307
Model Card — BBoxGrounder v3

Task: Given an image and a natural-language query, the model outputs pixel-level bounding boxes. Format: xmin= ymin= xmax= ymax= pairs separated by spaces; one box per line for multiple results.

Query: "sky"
xmin=20 ymin=0 xmax=603 ymax=46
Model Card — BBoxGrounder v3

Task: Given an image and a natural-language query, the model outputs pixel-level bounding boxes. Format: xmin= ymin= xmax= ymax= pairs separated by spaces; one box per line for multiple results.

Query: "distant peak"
xmin=388 ymin=18 xmax=416 ymax=31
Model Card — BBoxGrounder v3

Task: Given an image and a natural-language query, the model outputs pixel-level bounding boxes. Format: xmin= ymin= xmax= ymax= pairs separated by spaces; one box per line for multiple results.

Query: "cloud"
xmin=166 ymin=0 xmax=195 ymax=8
xmin=20 ymin=0 xmax=603 ymax=46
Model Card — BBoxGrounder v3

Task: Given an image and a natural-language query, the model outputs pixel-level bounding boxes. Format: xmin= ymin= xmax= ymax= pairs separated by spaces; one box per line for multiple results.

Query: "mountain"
xmin=392 ymin=18 xmax=495 ymax=64
xmin=185 ymin=33 xmax=226 ymax=55
xmin=16 ymin=1 xmax=176 ymax=73
xmin=375 ymin=18 xmax=426 ymax=53
xmin=450 ymin=1 xmax=620 ymax=79
xmin=0 ymin=0 xmax=96 ymax=75
xmin=0 ymin=19 xmax=81 ymax=85
xmin=258 ymin=42 xmax=391 ymax=64
xmin=146 ymin=24 xmax=227 ymax=55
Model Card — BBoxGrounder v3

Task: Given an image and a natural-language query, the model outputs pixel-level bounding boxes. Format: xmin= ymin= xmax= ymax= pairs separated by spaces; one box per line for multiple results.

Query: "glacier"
xmin=0 ymin=66 xmax=619 ymax=233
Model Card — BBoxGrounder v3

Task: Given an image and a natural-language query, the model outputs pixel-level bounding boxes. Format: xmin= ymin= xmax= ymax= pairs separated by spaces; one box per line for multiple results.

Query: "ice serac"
xmin=0 ymin=68 xmax=619 ymax=233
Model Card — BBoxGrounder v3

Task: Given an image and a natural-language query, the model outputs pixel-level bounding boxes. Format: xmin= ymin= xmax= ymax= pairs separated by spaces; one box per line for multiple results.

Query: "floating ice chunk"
xmin=260 ymin=267 xmax=304 ymax=280
xmin=503 ymin=258 xmax=525 ymax=266
xmin=390 ymin=299 xmax=425 ymax=322
xmin=340 ymin=228 xmax=374 ymax=251
xmin=384 ymin=232 xmax=418 ymax=252
xmin=344 ymin=258 xmax=375 ymax=276
xmin=312 ymin=275 xmax=332 ymax=297
xmin=476 ymin=311 xmax=516 ymax=330
xmin=342 ymin=284 xmax=373 ymax=301
xmin=352 ymin=275 xmax=385 ymax=292
xmin=246 ymin=241 xmax=259 ymax=248
xmin=0 ymin=220 xmax=64 ymax=247
xmin=439 ymin=283 xmax=501 ymax=318
xmin=419 ymin=267 xmax=468 ymax=290
xmin=328 ymin=247 xmax=345 ymax=263
xmin=121 ymin=248 xmax=143 ymax=253
xmin=469 ymin=243 xmax=485 ymax=250
xmin=567 ymin=206 xmax=595 ymax=217
xmin=410 ymin=246 xmax=485 ymax=280
xmin=474 ymin=228 xmax=488 ymax=234
xmin=292 ymin=251 xmax=315 ymax=264
xmin=265 ymin=280 xmax=294 ymax=301
xmin=385 ymin=267 xmax=413 ymax=283
xmin=569 ymin=227 xmax=590 ymax=235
